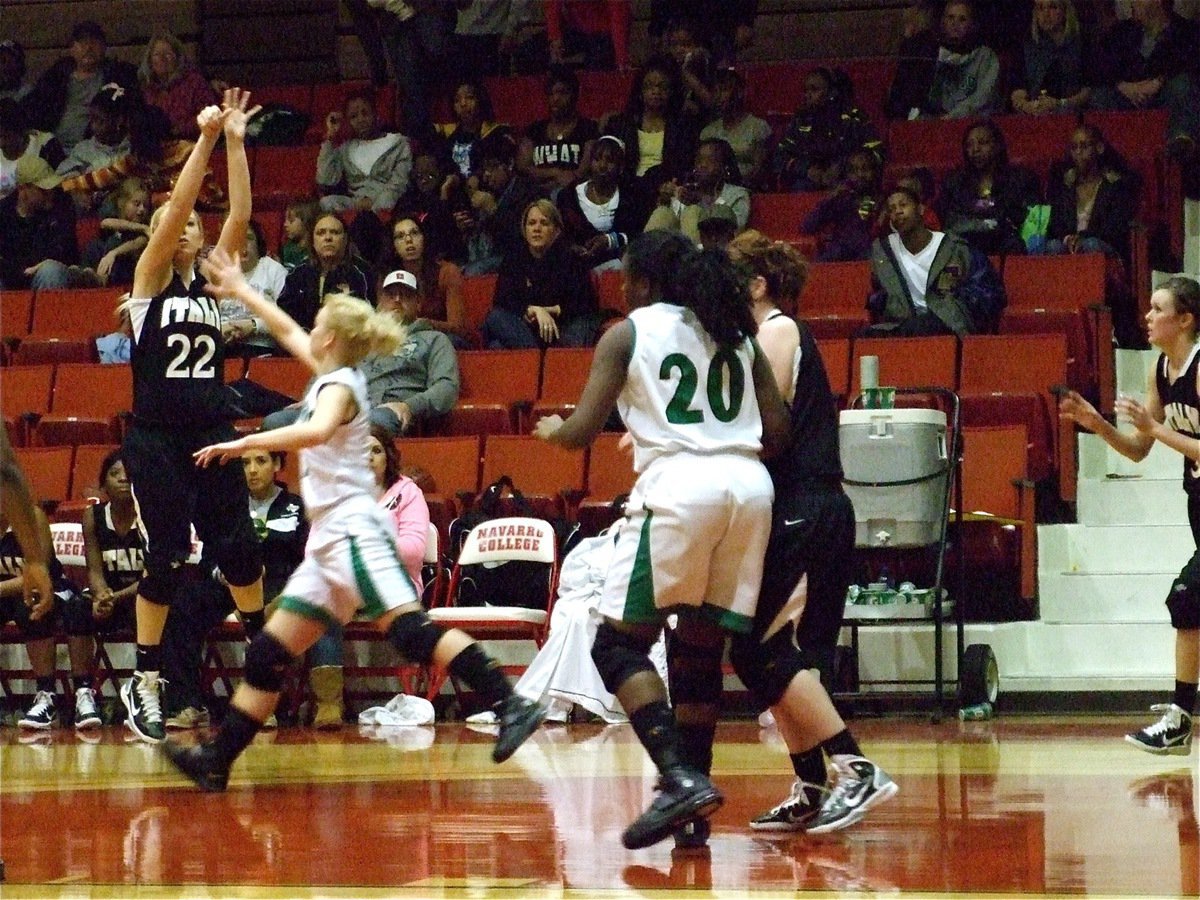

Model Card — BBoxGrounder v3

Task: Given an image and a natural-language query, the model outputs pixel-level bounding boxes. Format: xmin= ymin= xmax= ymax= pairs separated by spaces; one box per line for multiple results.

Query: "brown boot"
xmin=309 ymin=666 xmax=344 ymax=730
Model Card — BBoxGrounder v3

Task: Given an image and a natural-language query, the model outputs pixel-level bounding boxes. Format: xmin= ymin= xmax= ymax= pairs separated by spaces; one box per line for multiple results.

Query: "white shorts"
xmin=276 ymin=504 xmax=420 ymax=627
xmin=596 ymin=453 xmax=774 ymax=634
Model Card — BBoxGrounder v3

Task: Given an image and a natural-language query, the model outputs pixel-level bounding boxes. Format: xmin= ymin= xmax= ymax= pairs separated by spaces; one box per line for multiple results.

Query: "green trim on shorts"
xmin=620 ymin=509 xmax=659 ymax=624
xmin=350 ymin=535 xmax=389 ymax=619
xmin=696 ymin=602 xmax=753 ymax=635
xmin=277 ymin=595 xmax=340 ymax=630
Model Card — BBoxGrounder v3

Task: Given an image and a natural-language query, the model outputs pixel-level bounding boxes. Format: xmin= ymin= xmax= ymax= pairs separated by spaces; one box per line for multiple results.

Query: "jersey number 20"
xmin=660 ymin=349 xmax=745 ymax=424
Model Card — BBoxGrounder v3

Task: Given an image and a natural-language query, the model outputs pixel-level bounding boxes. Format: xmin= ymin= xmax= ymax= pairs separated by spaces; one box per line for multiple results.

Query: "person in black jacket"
xmin=483 ymin=198 xmax=600 ymax=349
xmin=277 ymin=212 xmax=374 ymax=329
xmin=556 ymin=134 xmax=651 ymax=270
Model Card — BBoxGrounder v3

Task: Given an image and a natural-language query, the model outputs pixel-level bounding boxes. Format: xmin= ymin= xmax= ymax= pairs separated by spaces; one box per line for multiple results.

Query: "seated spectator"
xmin=78 ymin=175 xmax=150 ymax=286
xmin=800 ymin=149 xmax=884 ymax=262
xmin=1089 ymin=0 xmax=1199 ymax=163
xmin=700 ymin=68 xmax=770 ymax=190
xmin=601 ymin=54 xmax=699 ymax=194
xmin=544 ymin=0 xmax=631 ymax=71
xmin=380 ymin=213 xmax=470 ymax=347
xmin=317 ymin=89 xmax=412 ymax=215
xmin=556 ymin=134 xmax=652 ymax=271
xmin=138 ymin=28 xmax=219 ymax=139
xmin=81 ymin=449 xmax=141 ymax=642
xmin=433 ymin=77 xmax=509 ymax=179
xmin=453 ymin=131 xmax=545 ymax=276
xmin=359 ymin=268 xmax=462 ymax=436
xmin=483 ymin=198 xmax=601 ymax=349
xmin=866 ymin=186 xmax=1006 ymax=337
xmin=2 ymin=501 xmax=100 ymax=732
xmin=162 ymin=446 xmax=307 ymax=730
xmin=645 ymin=138 xmax=750 ymax=243
xmin=696 ymin=206 xmax=738 ymax=252
xmin=892 ymin=166 xmax=942 ymax=230
xmin=650 ymin=0 xmax=757 ymax=68
xmin=280 ymin=198 xmax=319 ymax=271
xmin=661 ymin=17 xmax=716 ymax=119
xmin=1010 ymin=0 xmax=1089 ymax=116
xmin=0 ymin=156 xmax=78 ymax=290
xmin=219 ymin=218 xmax=288 ymax=356
xmin=937 ymin=120 xmax=1041 ymax=256
xmin=23 ymin=20 xmax=139 ymax=152
xmin=277 ymin=212 xmax=374 ymax=329
xmin=773 ymin=67 xmax=882 ymax=192
xmin=56 ymin=82 xmax=134 ymax=212
xmin=517 ymin=65 xmax=599 ymax=198
xmin=1 ymin=99 xmax=66 ymax=201
xmin=393 ymin=148 xmax=468 ymax=265
xmin=922 ymin=0 xmax=1001 ymax=119
xmin=370 ymin=423 xmax=430 ymax=592
xmin=884 ymin=0 xmax=942 ymax=120
xmin=0 ymin=40 xmax=32 ymax=103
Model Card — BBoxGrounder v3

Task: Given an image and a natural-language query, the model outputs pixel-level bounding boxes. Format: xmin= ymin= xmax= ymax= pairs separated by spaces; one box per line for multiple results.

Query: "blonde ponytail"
xmin=321 ymin=292 xmax=406 ymax=366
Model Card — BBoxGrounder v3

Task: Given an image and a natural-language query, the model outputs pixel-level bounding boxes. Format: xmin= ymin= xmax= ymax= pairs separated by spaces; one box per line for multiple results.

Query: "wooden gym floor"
xmin=0 ymin=715 xmax=1195 ymax=899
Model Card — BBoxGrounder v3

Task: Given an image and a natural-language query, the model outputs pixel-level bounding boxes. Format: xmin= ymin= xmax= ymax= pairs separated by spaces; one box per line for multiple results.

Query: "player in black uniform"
xmin=1061 ymin=275 xmax=1200 ymax=756
xmin=81 ymin=449 xmax=143 ymax=635
xmin=118 ymin=89 xmax=265 ymax=743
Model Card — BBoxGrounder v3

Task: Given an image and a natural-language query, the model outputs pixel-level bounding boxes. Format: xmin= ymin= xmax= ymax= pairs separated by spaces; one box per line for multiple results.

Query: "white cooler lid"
xmin=839 ymin=408 xmax=946 ymax=426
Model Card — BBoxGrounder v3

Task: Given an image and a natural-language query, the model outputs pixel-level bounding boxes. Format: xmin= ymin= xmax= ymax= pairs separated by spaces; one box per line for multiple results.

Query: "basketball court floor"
xmin=1 ymin=716 xmax=1195 ymax=898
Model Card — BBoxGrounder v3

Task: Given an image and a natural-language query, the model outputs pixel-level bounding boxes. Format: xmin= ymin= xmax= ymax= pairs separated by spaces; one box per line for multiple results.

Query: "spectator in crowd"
xmin=1 ymin=40 xmax=33 ymax=103
xmin=394 ymin=148 xmax=468 ymax=265
xmin=1011 ymin=0 xmax=1090 ymax=115
xmin=890 ymin=165 xmax=942 ymax=230
xmin=937 ymin=120 xmax=1042 ymax=256
xmin=455 ymin=131 xmax=545 ymax=276
xmin=556 ymin=134 xmax=651 ymax=271
xmin=799 ymin=148 xmax=884 ymax=262
xmin=278 ymin=212 xmax=374 ymax=330
xmin=700 ymin=68 xmax=770 ymax=190
xmin=0 ymin=156 xmax=78 ymax=290
xmin=219 ymin=218 xmax=289 ymax=356
xmin=645 ymin=138 xmax=750 ymax=243
xmin=56 ymin=82 xmax=134 ymax=212
xmin=884 ymin=0 xmax=942 ymax=120
xmin=544 ymin=0 xmax=632 ymax=71
xmin=370 ymin=423 xmax=430 ymax=601
xmin=661 ymin=17 xmax=716 ymax=119
xmin=367 ymin=0 xmax=455 ymax=141
xmin=380 ymin=213 xmax=470 ymax=347
xmin=518 ymin=66 xmax=599 ymax=198
xmin=1 ymin=99 xmax=66 ymax=201
xmin=602 ymin=55 xmax=698 ymax=194
xmin=1090 ymin=0 xmax=1200 ymax=162
xmin=138 ymin=28 xmax=219 ymax=139
xmin=923 ymin=0 xmax=1001 ymax=119
xmin=3 ymin=502 xmax=101 ymax=732
xmin=77 ymin=176 xmax=150 ymax=286
xmin=81 ymin=449 xmax=142 ymax=647
xmin=433 ymin=78 xmax=508 ymax=179
xmin=23 ymin=20 xmax=139 ymax=152
xmin=484 ymin=198 xmax=601 ymax=349
xmin=360 ymin=268 xmax=461 ymax=436
xmin=866 ymin=185 xmax=1006 ymax=337
xmin=648 ymin=0 xmax=757 ymax=67
xmin=317 ymin=89 xmax=413 ymax=215
xmin=280 ymin=198 xmax=320 ymax=271
xmin=773 ymin=67 xmax=882 ymax=192
xmin=453 ymin=0 xmax=538 ymax=80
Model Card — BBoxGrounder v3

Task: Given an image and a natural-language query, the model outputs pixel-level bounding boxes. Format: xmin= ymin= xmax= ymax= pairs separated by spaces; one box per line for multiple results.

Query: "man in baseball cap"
xmin=1 ymin=156 xmax=76 ymax=289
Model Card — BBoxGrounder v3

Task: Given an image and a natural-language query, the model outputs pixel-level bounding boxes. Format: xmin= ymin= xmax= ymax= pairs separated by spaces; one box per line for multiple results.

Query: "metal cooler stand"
xmin=838 ymin=387 xmax=997 ymax=722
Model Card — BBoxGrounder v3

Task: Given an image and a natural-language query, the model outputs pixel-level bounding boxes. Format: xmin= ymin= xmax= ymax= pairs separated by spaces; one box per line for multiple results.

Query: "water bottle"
xmin=959 ymin=702 xmax=994 ymax=721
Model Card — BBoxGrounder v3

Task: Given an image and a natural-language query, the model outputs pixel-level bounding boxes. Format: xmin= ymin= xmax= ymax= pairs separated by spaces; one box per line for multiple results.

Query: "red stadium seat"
xmin=33 ymin=363 xmax=132 ymax=447
xmin=1 ymin=364 xmax=55 ymax=446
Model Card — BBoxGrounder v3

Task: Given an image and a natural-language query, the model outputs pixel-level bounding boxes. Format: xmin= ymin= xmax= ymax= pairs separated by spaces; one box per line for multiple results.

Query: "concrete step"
xmin=1077 ymin=432 xmax=1182 ymax=481
xmin=1115 ymin=348 xmax=1158 ymax=396
xmin=1039 ymin=523 xmax=1193 ymax=575
xmin=1038 ymin=571 xmax=1173 ymax=624
xmin=1075 ymin=475 xmax=1187 ymax=526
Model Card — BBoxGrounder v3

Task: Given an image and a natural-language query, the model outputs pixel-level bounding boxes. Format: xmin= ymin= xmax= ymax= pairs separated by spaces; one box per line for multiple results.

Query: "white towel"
xmin=357 ymin=693 xmax=436 ymax=726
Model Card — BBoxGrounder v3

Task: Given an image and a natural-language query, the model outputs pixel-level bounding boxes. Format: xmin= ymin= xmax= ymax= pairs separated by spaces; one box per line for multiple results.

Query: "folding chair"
xmin=579 ymin=431 xmax=634 ymax=536
xmin=480 ymin=434 xmax=587 ymax=519
xmin=529 ymin=348 xmax=594 ymax=430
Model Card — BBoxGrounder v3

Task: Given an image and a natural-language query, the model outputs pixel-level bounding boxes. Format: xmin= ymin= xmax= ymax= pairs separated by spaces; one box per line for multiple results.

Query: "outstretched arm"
xmin=1058 ymin=368 xmax=1158 ymax=463
xmin=534 ymin=320 xmax=632 ymax=449
xmin=202 ymin=248 xmax=318 ymax=371
xmin=216 ymin=88 xmax=262 ymax=257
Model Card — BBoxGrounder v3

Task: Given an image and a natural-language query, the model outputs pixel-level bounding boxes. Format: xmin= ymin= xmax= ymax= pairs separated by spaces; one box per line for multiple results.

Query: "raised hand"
xmin=197 ymin=104 xmax=226 ymax=141
xmin=201 ymin=246 xmax=247 ymax=298
xmin=194 ymin=438 xmax=248 ymax=468
xmin=222 ymin=87 xmax=262 ymax=143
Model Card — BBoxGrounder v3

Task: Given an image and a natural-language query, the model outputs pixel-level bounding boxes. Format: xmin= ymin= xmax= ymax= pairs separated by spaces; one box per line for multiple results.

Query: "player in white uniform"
xmin=534 ymin=231 xmax=791 ymax=849
xmin=162 ymin=249 xmax=546 ymax=791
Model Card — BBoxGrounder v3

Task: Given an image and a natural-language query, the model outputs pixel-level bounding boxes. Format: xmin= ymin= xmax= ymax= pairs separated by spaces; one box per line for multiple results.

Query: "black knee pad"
xmin=731 ymin=626 xmax=805 ymax=710
xmin=592 ymin=621 xmax=657 ymax=695
xmin=666 ymin=630 xmax=724 ymax=706
xmin=386 ymin=610 xmax=445 ymax=665
xmin=139 ymin=560 xmax=186 ymax=606
xmin=244 ymin=631 xmax=296 ymax=693
xmin=212 ymin=540 xmax=264 ymax=589
xmin=1167 ymin=579 xmax=1200 ymax=629
xmin=60 ymin=592 xmax=96 ymax=637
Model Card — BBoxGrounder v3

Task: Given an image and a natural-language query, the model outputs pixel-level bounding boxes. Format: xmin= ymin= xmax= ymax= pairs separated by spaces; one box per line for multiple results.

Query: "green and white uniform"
xmin=598 ymin=304 xmax=774 ymax=634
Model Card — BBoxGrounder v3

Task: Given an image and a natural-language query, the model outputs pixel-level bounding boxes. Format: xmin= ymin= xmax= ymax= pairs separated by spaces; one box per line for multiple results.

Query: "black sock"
xmin=210 ymin=706 xmax=263 ymax=768
xmin=73 ymin=674 xmax=94 ymax=692
xmin=791 ymin=747 xmax=829 ymax=788
xmin=676 ymin=723 xmax=716 ymax=775
xmin=136 ymin=644 xmax=161 ymax=674
xmin=1173 ymin=680 xmax=1198 ymax=715
xmin=35 ymin=675 xmax=56 ymax=694
xmin=447 ymin=643 xmax=511 ymax=708
xmin=629 ymin=700 xmax=682 ymax=773
xmin=240 ymin=608 xmax=266 ymax=639
xmin=821 ymin=728 xmax=862 ymax=760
